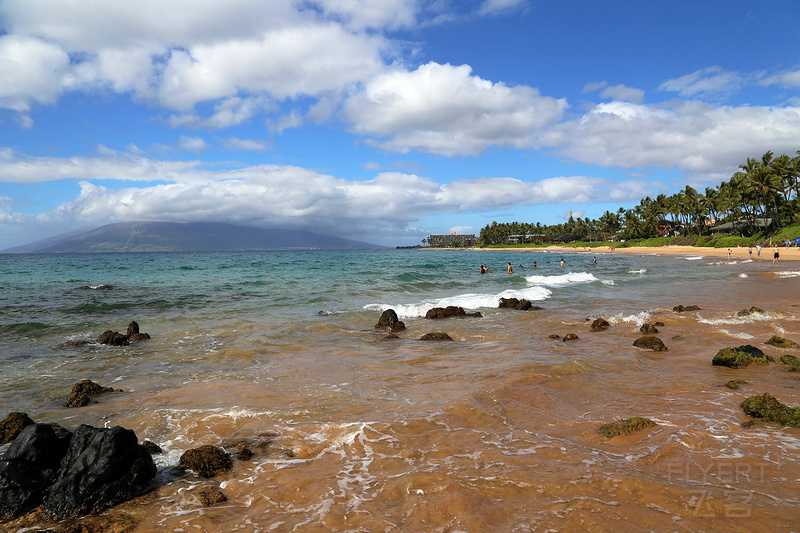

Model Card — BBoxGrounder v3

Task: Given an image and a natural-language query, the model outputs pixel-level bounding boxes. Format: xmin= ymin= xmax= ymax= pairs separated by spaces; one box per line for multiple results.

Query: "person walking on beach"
xmin=773 ymin=246 xmax=780 ymax=264
xmin=757 ymin=244 xmax=762 ymax=258
xmin=507 ymin=262 xmax=513 ymax=274
xmin=748 ymin=246 xmax=753 ymax=258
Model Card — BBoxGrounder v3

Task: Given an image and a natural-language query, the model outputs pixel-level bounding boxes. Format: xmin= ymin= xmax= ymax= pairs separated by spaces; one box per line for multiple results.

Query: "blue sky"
xmin=0 ymin=0 xmax=799 ymax=248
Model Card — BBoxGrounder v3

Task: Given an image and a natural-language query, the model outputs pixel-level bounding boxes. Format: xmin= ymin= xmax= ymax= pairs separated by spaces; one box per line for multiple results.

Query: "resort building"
xmin=427 ymin=233 xmax=476 ymax=248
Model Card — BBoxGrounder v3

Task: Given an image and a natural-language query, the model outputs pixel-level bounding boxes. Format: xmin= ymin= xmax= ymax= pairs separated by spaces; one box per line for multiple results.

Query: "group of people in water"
xmin=480 ymin=256 xmax=587 ymax=274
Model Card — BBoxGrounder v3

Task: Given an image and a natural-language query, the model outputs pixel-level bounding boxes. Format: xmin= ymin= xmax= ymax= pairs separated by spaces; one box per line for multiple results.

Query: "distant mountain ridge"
xmin=2 ymin=222 xmax=381 ymax=253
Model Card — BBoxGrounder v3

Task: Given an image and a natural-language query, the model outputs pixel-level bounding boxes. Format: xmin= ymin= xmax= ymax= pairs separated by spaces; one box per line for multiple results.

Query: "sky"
xmin=0 ymin=0 xmax=799 ymax=249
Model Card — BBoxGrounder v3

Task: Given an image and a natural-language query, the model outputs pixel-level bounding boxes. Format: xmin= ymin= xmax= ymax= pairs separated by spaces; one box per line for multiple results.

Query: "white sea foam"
xmin=601 ymin=280 xmax=615 ymax=285
xmin=607 ymin=311 xmax=651 ymax=328
xmin=776 ymin=271 xmax=800 ymax=278
xmin=365 ymin=286 xmax=552 ymax=318
xmin=717 ymin=329 xmax=755 ymax=340
xmin=524 ymin=271 xmax=598 ymax=286
xmin=684 ymin=256 xmax=704 ymax=261
xmin=628 ymin=269 xmax=647 ymax=274
xmin=739 ymin=273 xmax=748 ymax=278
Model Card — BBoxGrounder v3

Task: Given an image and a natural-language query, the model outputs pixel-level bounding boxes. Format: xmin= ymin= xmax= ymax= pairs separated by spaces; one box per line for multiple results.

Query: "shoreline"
xmin=441 ymin=244 xmax=800 ymax=261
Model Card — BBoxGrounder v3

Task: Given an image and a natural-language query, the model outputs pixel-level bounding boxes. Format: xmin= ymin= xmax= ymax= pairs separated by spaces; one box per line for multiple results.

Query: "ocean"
xmin=1 ymin=248 xmax=799 ymax=532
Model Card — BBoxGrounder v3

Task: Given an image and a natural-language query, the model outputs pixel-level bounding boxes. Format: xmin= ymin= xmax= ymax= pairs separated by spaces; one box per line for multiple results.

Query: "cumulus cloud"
xmin=0 ymin=0 xmax=396 ymax=122
xmin=344 ymin=62 xmax=567 ymax=156
xmin=540 ymin=100 xmax=800 ymax=174
xmin=0 ymin=149 xmax=655 ymax=240
xmin=0 ymin=35 xmax=70 ymax=112
xmin=0 ymin=149 xmax=204 ymax=184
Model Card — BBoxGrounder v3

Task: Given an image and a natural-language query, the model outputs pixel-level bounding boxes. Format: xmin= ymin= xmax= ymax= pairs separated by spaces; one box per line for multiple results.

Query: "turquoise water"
xmin=2 ymin=249 xmax=800 ymax=531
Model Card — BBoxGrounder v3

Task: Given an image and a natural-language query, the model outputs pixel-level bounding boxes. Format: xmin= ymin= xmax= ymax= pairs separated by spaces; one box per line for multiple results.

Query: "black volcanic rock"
xmin=374 ymin=309 xmax=405 ymax=331
xmin=43 ymin=425 xmax=156 ymax=518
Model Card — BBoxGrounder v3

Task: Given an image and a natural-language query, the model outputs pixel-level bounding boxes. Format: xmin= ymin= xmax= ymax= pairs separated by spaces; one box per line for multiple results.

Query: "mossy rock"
xmin=779 ymin=354 xmax=800 ymax=366
xmin=712 ymin=345 xmax=773 ymax=368
xmin=725 ymin=379 xmax=748 ymax=390
xmin=741 ymin=392 xmax=800 ymax=428
xmin=736 ymin=306 xmax=765 ymax=317
xmin=765 ymin=335 xmax=799 ymax=349
xmin=598 ymin=417 xmax=657 ymax=439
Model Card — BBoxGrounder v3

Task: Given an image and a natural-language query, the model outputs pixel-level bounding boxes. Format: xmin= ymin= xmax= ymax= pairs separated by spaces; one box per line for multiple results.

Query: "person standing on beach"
xmin=507 ymin=262 xmax=513 ymax=274
xmin=773 ymin=246 xmax=780 ymax=264
xmin=727 ymin=248 xmax=732 ymax=260
xmin=748 ymin=246 xmax=753 ymax=258
xmin=757 ymin=244 xmax=762 ymax=258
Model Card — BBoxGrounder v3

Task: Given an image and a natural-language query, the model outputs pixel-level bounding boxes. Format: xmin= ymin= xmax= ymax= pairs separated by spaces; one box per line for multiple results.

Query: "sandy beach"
xmin=495 ymin=244 xmax=800 ymax=261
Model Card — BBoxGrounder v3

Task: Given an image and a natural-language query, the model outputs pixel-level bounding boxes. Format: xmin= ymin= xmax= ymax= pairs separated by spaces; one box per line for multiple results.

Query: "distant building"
xmin=427 ymin=233 xmax=476 ymax=248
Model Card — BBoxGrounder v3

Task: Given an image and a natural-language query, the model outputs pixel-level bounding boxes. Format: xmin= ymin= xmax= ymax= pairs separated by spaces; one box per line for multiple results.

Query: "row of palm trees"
xmin=478 ymin=149 xmax=800 ymax=245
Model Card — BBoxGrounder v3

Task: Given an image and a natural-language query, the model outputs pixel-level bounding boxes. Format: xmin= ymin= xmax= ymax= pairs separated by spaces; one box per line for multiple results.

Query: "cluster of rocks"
xmin=498 ymin=298 xmax=541 ymax=311
xmin=63 ymin=379 xmax=119 ymax=408
xmin=425 ymin=306 xmax=482 ymax=319
xmin=0 ymin=408 xmax=268 ymax=527
xmin=59 ymin=321 xmax=151 ymax=348
xmin=0 ymin=420 xmax=156 ymax=520
xmin=673 ymin=304 xmax=701 ymax=313
xmin=98 ymin=321 xmax=151 ymax=346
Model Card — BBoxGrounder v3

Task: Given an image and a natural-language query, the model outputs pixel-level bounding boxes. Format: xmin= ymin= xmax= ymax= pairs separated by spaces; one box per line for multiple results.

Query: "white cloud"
xmin=478 ymin=0 xmax=528 ymax=16
xmin=0 ymin=0 xmax=397 ymax=124
xmin=221 ymin=137 xmax=272 ymax=152
xmin=307 ymin=0 xmax=419 ymax=30
xmin=759 ymin=67 xmax=800 ymax=89
xmin=0 ymin=149 xmax=204 ymax=184
xmin=176 ymin=136 xmax=209 ymax=153
xmin=658 ymin=66 xmax=746 ymax=99
xmin=167 ymin=97 xmax=270 ymax=130
xmin=156 ymin=25 xmax=386 ymax=110
xmin=0 ymin=149 xmax=657 ymax=240
xmin=344 ymin=62 xmax=567 ymax=156
xmin=540 ymin=100 xmax=800 ymax=174
xmin=599 ymin=84 xmax=645 ymax=103
xmin=0 ymin=35 xmax=70 ymax=112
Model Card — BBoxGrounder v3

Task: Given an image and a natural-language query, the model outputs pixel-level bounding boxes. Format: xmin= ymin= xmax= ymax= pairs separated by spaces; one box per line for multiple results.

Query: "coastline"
xmin=456 ymin=244 xmax=800 ymax=261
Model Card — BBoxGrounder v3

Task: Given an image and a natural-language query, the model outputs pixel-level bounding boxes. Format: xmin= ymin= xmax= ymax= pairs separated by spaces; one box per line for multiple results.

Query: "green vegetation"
xmin=725 ymin=379 xmax=748 ymax=390
xmin=477 ymin=149 xmax=800 ymax=247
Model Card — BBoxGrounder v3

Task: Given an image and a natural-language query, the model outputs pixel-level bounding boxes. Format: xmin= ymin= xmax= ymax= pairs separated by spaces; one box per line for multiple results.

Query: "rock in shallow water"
xmin=179 ymin=445 xmax=232 ymax=478
xmin=598 ymin=417 xmax=657 ymax=439
xmin=712 ymin=345 xmax=772 ymax=368
xmin=0 ymin=412 xmax=34 ymax=445
xmin=0 ymin=423 xmax=155 ymax=520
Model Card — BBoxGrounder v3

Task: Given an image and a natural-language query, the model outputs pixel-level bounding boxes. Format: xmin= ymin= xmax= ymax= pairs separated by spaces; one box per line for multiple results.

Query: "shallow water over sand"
xmin=1 ymin=250 xmax=799 ymax=531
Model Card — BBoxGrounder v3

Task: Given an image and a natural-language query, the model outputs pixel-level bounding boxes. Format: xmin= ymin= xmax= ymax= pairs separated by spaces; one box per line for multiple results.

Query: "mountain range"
xmin=2 ymin=222 xmax=381 ymax=253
